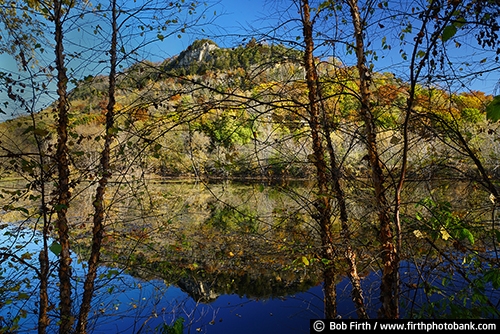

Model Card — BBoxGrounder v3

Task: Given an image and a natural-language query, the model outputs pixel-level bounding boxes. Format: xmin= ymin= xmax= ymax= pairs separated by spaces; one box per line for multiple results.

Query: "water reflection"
xmin=1 ymin=179 xmax=499 ymax=332
xmin=0 ymin=228 xmax=324 ymax=333
xmin=0 ymin=180 xmax=329 ymax=333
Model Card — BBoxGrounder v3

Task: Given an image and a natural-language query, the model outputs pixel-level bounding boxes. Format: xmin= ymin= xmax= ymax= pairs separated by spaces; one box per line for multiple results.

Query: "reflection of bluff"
xmin=174 ymin=268 xmax=321 ymax=304
xmin=178 ymin=275 xmax=220 ymax=302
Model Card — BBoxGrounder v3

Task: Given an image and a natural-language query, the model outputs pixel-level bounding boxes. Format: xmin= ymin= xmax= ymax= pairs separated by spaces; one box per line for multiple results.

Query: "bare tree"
xmin=75 ymin=0 xmax=118 ymax=332
xmin=51 ymin=0 xmax=74 ymax=329
xmin=298 ymin=0 xmax=367 ymax=318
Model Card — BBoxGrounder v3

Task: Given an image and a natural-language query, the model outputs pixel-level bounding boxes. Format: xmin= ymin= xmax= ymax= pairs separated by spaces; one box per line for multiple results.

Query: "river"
xmin=1 ymin=178 xmax=499 ymax=332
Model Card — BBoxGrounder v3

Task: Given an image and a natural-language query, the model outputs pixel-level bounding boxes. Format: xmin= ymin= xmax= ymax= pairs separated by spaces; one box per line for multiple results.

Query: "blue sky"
xmin=155 ymin=0 xmax=500 ymax=99
xmin=1 ymin=0 xmax=499 ymax=121
xmin=158 ymin=0 xmax=278 ymax=56
xmin=0 ymin=0 xmax=275 ymax=121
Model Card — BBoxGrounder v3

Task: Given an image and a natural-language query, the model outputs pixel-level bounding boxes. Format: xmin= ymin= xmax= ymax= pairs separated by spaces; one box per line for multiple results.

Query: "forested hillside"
xmin=0 ymin=38 xmax=494 ymax=181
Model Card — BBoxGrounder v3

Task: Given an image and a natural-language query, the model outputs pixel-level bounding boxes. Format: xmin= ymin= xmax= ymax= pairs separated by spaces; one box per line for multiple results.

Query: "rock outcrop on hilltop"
xmin=177 ymin=41 xmax=219 ymax=66
xmin=168 ymin=39 xmax=219 ymax=69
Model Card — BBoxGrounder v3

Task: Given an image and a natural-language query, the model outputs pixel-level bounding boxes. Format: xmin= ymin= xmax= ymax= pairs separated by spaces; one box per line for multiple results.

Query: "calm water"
xmin=0 ymin=228 xmax=324 ymax=333
xmin=0 ymin=224 xmax=382 ymax=333
xmin=1 ymin=180 xmax=499 ymax=332
xmin=2 ymin=230 xmax=499 ymax=333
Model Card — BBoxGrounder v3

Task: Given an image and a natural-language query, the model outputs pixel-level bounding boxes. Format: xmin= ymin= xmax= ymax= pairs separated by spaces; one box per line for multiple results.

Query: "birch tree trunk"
xmin=300 ymin=0 xmax=337 ymax=319
xmin=53 ymin=0 xmax=74 ymax=330
xmin=76 ymin=0 xmax=118 ymax=332
xmin=346 ymin=0 xmax=398 ymax=319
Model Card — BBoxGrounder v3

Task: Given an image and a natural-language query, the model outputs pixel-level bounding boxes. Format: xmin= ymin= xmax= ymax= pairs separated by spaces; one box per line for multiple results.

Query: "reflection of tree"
xmin=107 ymin=219 xmax=324 ymax=302
xmin=63 ymin=180 xmax=325 ymax=304
xmin=205 ymin=201 xmax=259 ymax=233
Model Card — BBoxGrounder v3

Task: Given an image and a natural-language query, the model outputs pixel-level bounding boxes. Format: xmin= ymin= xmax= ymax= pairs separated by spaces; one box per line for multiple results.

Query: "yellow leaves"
xmin=413 ymin=230 xmax=425 ymax=239
xmin=440 ymin=228 xmax=451 ymax=241
xmin=414 ymin=228 xmax=451 ymax=241
xmin=254 ymin=81 xmax=279 ymax=93
xmin=188 ymin=262 xmax=199 ymax=270
xmin=301 ymin=256 xmax=310 ymax=266
xmin=228 ymin=250 xmax=244 ymax=258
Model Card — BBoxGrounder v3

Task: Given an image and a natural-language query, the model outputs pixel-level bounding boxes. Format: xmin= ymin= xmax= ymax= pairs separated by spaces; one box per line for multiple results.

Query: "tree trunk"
xmin=28 ymin=110 xmax=51 ymax=333
xmin=317 ymin=62 xmax=367 ymax=318
xmin=346 ymin=0 xmax=398 ymax=319
xmin=38 ymin=161 xmax=50 ymax=334
xmin=325 ymin=133 xmax=367 ymax=318
xmin=300 ymin=0 xmax=337 ymax=319
xmin=76 ymin=1 xmax=118 ymax=332
xmin=38 ymin=246 xmax=49 ymax=334
xmin=53 ymin=0 xmax=74 ymax=331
